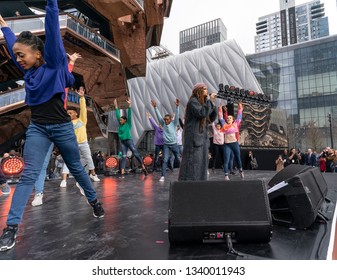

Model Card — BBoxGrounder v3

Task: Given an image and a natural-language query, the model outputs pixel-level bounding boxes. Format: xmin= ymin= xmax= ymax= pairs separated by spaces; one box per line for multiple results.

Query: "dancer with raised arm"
xmin=151 ymin=98 xmax=181 ymax=182
xmin=220 ymin=102 xmax=244 ymax=180
xmin=0 ymin=1 xmax=104 ymax=252
xmin=114 ymin=98 xmax=148 ymax=177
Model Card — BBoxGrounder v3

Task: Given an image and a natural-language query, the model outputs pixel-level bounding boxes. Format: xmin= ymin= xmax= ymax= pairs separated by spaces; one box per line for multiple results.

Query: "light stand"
xmin=328 ymin=113 xmax=334 ymax=148
xmin=217 ymin=84 xmax=272 ymax=107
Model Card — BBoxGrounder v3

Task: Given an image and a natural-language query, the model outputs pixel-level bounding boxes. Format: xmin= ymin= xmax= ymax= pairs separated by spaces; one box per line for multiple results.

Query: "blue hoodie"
xmin=1 ymin=0 xmax=75 ymax=106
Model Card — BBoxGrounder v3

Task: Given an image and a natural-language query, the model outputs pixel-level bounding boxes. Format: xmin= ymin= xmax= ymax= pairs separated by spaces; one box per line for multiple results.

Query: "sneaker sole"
xmin=0 ymin=235 xmax=16 ymax=251
xmin=93 ymin=213 xmax=105 ymax=218
xmin=31 ymin=202 xmax=43 ymax=207
xmin=0 ymin=242 xmax=15 ymax=251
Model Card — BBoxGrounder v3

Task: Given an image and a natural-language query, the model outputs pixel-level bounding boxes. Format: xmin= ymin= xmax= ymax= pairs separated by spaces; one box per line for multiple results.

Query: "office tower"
xmin=247 ymin=33 xmax=337 ymax=149
xmin=179 ymin=18 xmax=227 ymax=53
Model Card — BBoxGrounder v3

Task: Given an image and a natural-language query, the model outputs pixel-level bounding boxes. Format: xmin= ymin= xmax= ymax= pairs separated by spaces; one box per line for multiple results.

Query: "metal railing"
xmin=135 ymin=0 xmax=144 ymax=8
xmin=0 ymin=14 xmax=120 ymax=61
xmin=0 ymin=87 xmax=26 ymax=109
xmin=64 ymin=15 xmax=120 ymax=60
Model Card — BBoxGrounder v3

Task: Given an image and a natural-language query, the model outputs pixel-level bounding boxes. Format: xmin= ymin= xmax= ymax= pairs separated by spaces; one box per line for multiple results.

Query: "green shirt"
xmin=116 ymin=107 xmax=132 ymax=141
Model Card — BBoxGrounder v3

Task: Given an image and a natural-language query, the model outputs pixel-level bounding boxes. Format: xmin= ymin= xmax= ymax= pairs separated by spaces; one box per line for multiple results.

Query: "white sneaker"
xmin=32 ymin=193 xmax=43 ymax=206
xmin=240 ymin=171 xmax=244 ymax=179
xmin=90 ymin=174 xmax=100 ymax=182
xmin=159 ymin=176 xmax=165 ymax=182
xmin=224 ymin=176 xmax=230 ymax=181
xmin=60 ymin=180 xmax=67 ymax=188
xmin=75 ymin=182 xmax=85 ymax=196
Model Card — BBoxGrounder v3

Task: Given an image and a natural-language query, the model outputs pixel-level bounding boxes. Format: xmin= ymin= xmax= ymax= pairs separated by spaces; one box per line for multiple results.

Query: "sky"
xmin=161 ymin=0 xmax=337 ymax=55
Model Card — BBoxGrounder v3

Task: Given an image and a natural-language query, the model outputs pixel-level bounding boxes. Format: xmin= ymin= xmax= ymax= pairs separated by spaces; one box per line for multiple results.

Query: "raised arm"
xmin=173 ymin=99 xmax=180 ymax=126
xmin=76 ymin=86 xmax=87 ymax=125
xmin=44 ymin=0 xmax=67 ymax=68
xmin=114 ymin=99 xmax=121 ymax=119
xmin=147 ymin=112 xmax=159 ymax=130
xmin=126 ymin=98 xmax=132 ymax=126
xmin=235 ymin=102 xmax=243 ymax=124
xmin=152 ymin=99 xmax=164 ymax=126
xmin=0 ymin=15 xmax=24 ymax=73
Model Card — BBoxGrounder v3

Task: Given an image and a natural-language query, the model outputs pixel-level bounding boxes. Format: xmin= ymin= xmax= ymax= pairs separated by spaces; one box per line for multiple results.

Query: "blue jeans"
xmin=228 ymin=150 xmax=234 ymax=171
xmin=120 ymin=139 xmax=143 ymax=170
xmin=7 ymin=121 xmax=97 ymax=226
xmin=162 ymin=143 xmax=180 ymax=177
xmin=224 ymin=142 xmax=242 ymax=176
xmin=35 ymin=143 xmax=54 ymax=194
xmin=153 ymin=145 xmax=164 ymax=171
xmin=169 ymin=145 xmax=182 ymax=169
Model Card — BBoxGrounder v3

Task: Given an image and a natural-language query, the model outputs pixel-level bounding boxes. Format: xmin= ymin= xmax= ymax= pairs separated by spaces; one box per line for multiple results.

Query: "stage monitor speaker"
xmin=168 ymin=180 xmax=272 ymax=244
xmin=268 ymin=164 xmax=313 ymax=187
xmin=268 ymin=167 xmax=328 ymax=229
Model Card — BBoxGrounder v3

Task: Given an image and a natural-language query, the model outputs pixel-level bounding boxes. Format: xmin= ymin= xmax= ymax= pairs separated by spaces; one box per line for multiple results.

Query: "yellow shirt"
xmin=72 ymin=96 xmax=88 ymax=144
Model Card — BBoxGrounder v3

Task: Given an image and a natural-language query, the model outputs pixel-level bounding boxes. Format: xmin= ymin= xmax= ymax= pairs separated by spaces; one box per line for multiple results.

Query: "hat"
xmin=193 ymin=82 xmax=206 ymax=92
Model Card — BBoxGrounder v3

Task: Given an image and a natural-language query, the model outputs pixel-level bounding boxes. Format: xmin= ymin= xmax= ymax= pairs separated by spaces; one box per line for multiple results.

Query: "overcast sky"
xmin=161 ymin=0 xmax=337 ymax=55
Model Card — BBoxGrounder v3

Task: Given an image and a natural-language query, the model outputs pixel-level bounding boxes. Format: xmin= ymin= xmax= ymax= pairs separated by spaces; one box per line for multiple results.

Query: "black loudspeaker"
xmin=268 ymin=167 xmax=328 ymax=229
xmin=168 ymin=180 xmax=272 ymax=244
xmin=268 ymin=164 xmax=313 ymax=187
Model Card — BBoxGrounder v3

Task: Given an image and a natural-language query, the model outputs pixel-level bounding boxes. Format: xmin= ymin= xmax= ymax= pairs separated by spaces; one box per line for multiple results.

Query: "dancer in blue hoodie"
xmin=0 ymin=0 xmax=104 ymax=252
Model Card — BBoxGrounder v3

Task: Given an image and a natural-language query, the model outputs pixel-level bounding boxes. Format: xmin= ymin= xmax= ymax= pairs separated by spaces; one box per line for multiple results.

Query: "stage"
xmin=0 ymin=169 xmax=336 ymax=260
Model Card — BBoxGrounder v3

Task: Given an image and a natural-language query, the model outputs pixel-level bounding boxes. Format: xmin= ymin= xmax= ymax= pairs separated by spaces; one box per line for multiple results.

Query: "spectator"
xmin=275 ymin=154 xmax=285 ymax=172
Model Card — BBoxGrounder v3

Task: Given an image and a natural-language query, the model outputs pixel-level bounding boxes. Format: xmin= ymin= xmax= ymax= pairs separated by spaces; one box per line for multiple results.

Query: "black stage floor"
xmin=0 ymin=169 xmax=336 ymax=260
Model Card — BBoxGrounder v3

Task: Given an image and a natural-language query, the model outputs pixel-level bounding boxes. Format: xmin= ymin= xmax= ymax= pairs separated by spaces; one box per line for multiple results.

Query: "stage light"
xmin=105 ymin=156 xmax=119 ymax=169
xmin=217 ymin=84 xmax=272 ymax=107
xmin=1 ymin=156 xmax=24 ymax=182
xmin=229 ymin=85 xmax=236 ymax=93
xmin=143 ymin=154 xmax=153 ymax=167
xmin=224 ymin=85 xmax=230 ymax=92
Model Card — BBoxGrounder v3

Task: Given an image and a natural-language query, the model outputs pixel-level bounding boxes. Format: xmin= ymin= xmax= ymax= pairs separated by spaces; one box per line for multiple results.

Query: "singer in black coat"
xmin=178 ymin=83 xmax=217 ymax=181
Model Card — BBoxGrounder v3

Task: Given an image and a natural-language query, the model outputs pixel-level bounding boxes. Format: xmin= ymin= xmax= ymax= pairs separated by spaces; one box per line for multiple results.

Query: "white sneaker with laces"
xmin=159 ymin=176 xmax=165 ymax=182
xmin=90 ymin=174 xmax=100 ymax=182
xmin=60 ymin=180 xmax=67 ymax=188
xmin=31 ymin=193 xmax=43 ymax=206
xmin=75 ymin=182 xmax=85 ymax=196
xmin=224 ymin=176 xmax=230 ymax=181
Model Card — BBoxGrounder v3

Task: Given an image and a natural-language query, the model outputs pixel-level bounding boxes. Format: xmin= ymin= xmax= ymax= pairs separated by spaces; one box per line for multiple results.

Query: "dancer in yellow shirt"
xmin=60 ymin=86 xmax=100 ymax=189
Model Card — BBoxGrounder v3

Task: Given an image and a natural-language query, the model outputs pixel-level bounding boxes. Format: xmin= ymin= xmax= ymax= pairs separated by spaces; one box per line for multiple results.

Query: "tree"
xmin=305 ymin=121 xmax=322 ymax=151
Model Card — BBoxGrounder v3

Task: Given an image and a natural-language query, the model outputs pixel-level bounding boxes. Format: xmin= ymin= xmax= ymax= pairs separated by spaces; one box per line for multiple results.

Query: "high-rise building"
xmin=255 ymin=0 xmax=329 ymax=53
xmin=247 ymin=34 xmax=337 ymax=150
xmin=179 ymin=18 xmax=227 ymax=53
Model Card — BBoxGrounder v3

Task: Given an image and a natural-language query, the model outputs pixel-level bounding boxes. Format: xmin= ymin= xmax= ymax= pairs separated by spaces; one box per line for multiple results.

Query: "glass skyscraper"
xmin=255 ymin=0 xmax=329 ymax=53
xmin=179 ymin=18 xmax=227 ymax=53
xmin=247 ymin=34 xmax=337 ymax=150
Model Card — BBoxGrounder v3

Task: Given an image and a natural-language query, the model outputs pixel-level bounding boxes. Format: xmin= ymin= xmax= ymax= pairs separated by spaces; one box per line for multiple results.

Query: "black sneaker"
xmin=0 ymin=225 xmax=18 ymax=251
xmin=90 ymin=200 xmax=105 ymax=218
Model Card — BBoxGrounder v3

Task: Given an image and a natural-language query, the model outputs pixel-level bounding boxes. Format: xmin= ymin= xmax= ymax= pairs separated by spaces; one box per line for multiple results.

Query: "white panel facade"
xmin=126 ymin=40 xmax=264 ymax=144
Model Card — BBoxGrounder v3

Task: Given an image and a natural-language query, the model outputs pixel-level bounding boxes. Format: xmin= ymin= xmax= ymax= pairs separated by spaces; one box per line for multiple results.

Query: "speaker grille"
xmin=169 ymin=180 xmax=272 ymax=243
xmin=170 ymin=180 xmax=270 ymax=224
